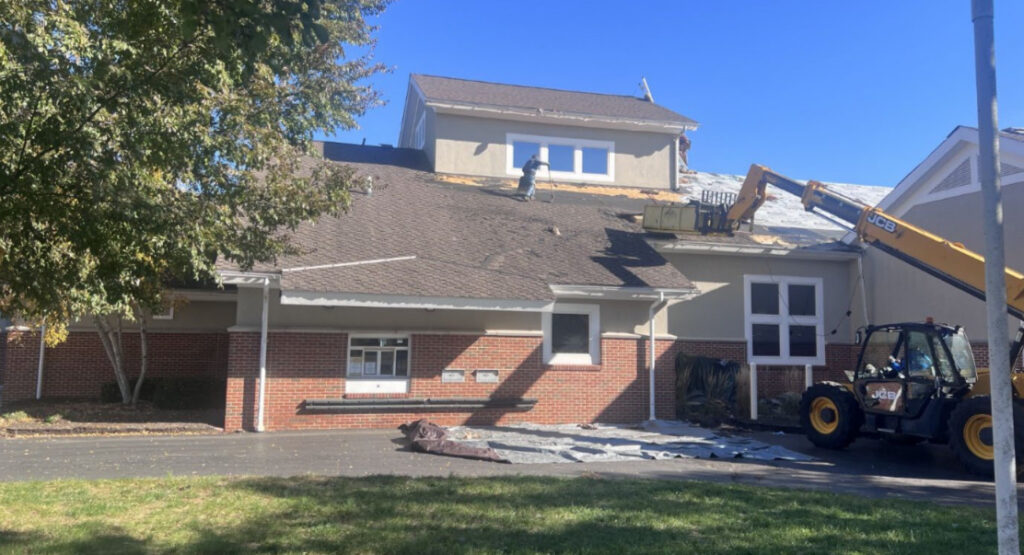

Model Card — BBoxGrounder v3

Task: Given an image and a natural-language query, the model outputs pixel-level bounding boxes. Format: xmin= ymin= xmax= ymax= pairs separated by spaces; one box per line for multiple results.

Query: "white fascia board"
xmin=650 ymin=239 xmax=861 ymax=261
xmin=218 ymin=270 xmax=282 ymax=287
xmin=427 ymin=102 xmax=693 ymax=134
xmin=279 ymin=290 xmax=549 ymax=312
xmin=549 ymin=284 xmax=698 ymax=301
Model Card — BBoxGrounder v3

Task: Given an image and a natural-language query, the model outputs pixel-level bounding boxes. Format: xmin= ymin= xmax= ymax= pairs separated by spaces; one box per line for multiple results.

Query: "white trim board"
xmin=280 ymin=290 xmax=549 ymax=312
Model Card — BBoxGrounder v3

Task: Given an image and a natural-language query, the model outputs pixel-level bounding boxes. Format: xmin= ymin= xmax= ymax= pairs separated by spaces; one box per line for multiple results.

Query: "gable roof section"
xmin=840 ymin=125 xmax=1024 ymax=244
xmin=224 ymin=142 xmax=693 ymax=302
xmin=412 ymin=74 xmax=697 ymax=132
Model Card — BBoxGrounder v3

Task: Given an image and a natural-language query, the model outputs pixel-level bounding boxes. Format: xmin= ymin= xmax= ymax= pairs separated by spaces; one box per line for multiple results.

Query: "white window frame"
xmin=412 ymin=112 xmax=426 ymax=150
xmin=346 ymin=333 xmax=411 ymax=394
xmin=506 ymin=133 xmax=615 ymax=183
xmin=152 ymin=306 xmax=174 ymax=320
xmin=542 ymin=303 xmax=601 ymax=366
xmin=743 ymin=275 xmax=825 ymax=366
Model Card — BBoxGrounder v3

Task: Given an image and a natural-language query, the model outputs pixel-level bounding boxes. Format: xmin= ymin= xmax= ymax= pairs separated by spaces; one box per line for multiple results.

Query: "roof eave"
xmin=426 ymin=100 xmax=698 ymax=134
xmin=549 ymin=284 xmax=698 ymax=301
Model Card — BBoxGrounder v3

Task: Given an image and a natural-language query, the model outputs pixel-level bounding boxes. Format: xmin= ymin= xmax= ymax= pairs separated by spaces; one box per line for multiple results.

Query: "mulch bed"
xmin=0 ymin=400 xmax=223 ymax=438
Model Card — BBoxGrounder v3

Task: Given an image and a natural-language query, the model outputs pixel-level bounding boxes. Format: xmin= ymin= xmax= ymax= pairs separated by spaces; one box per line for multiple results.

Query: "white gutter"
xmin=256 ymin=277 xmax=270 ymax=432
xmin=648 ymin=291 xmax=668 ymax=421
xmin=35 ymin=325 xmax=45 ymax=400
xmin=857 ymin=253 xmax=871 ymax=328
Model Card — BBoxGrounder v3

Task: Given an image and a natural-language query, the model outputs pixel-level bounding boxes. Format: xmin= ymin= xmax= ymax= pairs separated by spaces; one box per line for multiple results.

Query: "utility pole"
xmin=970 ymin=1 xmax=1019 ymax=553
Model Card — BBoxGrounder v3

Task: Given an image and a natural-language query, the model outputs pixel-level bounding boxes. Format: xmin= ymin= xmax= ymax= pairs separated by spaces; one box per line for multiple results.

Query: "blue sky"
xmin=324 ymin=1 xmax=1024 ymax=187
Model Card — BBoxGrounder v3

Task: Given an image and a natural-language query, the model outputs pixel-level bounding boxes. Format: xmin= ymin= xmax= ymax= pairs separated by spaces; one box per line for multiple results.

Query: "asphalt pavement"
xmin=0 ymin=426 xmax=1018 ymax=508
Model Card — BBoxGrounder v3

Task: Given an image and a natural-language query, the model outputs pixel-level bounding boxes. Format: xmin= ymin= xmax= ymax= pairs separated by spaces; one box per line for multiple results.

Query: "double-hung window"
xmin=743 ymin=275 xmax=825 ymax=365
xmin=507 ymin=133 xmax=614 ymax=182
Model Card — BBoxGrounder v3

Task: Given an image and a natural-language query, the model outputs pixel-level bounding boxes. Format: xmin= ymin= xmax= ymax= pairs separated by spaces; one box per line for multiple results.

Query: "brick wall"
xmin=222 ymin=332 xmax=863 ymax=432
xmin=1 ymin=330 xmax=228 ymax=403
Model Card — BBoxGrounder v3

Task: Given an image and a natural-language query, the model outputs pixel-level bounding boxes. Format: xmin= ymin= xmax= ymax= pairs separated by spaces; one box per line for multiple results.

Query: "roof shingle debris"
xmin=232 ymin=142 xmax=693 ymax=301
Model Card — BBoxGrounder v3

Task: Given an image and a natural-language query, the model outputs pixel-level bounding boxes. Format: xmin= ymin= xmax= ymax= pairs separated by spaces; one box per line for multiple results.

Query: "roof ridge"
xmin=411 ymin=73 xmax=649 ymax=103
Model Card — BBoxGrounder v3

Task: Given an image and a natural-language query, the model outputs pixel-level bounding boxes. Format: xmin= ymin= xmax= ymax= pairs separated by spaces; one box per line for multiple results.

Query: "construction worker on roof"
xmin=516 ymin=154 xmax=549 ymax=201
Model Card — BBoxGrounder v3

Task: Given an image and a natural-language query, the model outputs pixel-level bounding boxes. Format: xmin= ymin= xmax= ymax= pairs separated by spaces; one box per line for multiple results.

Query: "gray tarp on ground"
xmin=444 ymin=420 xmax=813 ymax=464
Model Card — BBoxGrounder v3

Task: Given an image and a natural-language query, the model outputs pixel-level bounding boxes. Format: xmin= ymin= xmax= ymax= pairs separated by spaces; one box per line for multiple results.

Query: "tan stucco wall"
xmin=864 ymin=180 xmax=1024 ymax=341
xmin=66 ymin=299 xmax=237 ymax=332
xmin=234 ymin=289 xmax=663 ymax=336
xmin=663 ymin=253 xmax=862 ymax=343
xmin=432 ymin=113 xmax=676 ymax=189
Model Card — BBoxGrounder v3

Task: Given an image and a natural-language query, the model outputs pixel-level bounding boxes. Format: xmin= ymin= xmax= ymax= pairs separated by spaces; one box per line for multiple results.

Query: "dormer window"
xmin=507 ymin=133 xmax=614 ymax=183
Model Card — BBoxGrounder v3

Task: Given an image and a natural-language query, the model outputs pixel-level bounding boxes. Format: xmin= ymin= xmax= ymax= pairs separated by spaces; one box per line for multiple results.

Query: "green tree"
xmin=0 ymin=0 xmax=389 ymax=403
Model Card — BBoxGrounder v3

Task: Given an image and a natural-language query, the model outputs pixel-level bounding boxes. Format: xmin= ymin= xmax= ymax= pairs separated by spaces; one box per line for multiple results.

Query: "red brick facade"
xmin=222 ymin=331 xmax=860 ymax=432
xmin=1 ymin=330 xmax=228 ymax=402
xmin=6 ymin=327 xmax=1005 ymax=432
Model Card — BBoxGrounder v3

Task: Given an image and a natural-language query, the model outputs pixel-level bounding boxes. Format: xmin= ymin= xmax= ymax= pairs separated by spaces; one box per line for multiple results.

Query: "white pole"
xmin=648 ymin=292 xmax=666 ymax=421
xmin=256 ymin=278 xmax=270 ymax=432
xmin=35 ymin=325 xmax=45 ymax=400
xmin=970 ymin=2 xmax=1019 ymax=552
xmin=804 ymin=364 xmax=813 ymax=390
xmin=749 ymin=363 xmax=758 ymax=421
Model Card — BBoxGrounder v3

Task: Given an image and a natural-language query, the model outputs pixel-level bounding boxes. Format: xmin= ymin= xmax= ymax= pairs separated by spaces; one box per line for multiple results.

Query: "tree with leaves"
xmin=0 ymin=0 xmax=389 ymax=404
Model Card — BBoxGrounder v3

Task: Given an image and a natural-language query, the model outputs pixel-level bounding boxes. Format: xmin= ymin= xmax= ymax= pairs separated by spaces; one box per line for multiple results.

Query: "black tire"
xmin=948 ymin=396 xmax=1024 ymax=478
xmin=800 ymin=383 xmax=863 ymax=449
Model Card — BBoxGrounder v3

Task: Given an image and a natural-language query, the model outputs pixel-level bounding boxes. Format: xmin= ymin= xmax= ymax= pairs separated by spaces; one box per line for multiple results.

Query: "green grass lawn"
xmin=0 ymin=474 xmax=1011 ymax=554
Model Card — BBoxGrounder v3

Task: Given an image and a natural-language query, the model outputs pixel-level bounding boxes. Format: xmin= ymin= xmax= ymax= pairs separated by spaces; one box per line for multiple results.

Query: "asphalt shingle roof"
xmin=232 ymin=143 xmax=693 ymax=301
xmin=412 ymin=74 xmax=697 ymax=129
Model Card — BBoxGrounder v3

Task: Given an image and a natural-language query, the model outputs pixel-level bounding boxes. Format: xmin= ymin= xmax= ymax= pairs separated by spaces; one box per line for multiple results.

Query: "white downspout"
xmin=256 ymin=278 xmax=270 ymax=432
xmin=856 ymin=253 xmax=871 ymax=327
xmin=648 ymin=292 xmax=667 ymax=421
xmin=35 ymin=325 xmax=45 ymax=400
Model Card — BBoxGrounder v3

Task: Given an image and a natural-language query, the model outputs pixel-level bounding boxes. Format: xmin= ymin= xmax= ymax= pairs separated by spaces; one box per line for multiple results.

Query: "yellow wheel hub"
xmin=963 ymin=413 xmax=994 ymax=460
xmin=809 ymin=397 xmax=839 ymax=435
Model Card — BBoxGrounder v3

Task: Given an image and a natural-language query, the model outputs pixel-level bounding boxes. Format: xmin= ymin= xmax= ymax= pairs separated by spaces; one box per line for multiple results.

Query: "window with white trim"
xmin=543 ymin=304 xmax=601 ymax=365
xmin=743 ymin=275 xmax=825 ymax=365
xmin=348 ymin=336 xmax=410 ymax=378
xmin=507 ymin=133 xmax=614 ymax=182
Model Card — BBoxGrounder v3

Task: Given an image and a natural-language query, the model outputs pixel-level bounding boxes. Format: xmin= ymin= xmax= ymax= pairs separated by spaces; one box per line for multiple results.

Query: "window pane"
xmin=788 ymin=285 xmax=816 ymax=316
xmin=379 ymin=351 xmax=394 ymax=376
xmin=548 ymin=144 xmax=574 ymax=172
xmin=395 ymin=350 xmax=409 ymax=377
xmin=859 ymin=329 xmax=901 ymax=378
xmin=750 ymin=283 xmax=779 ymax=315
xmin=789 ymin=325 xmax=818 ymax=357
xmin=752 ymin=324 xmax=780 ymax=356
xmin=351 ymin=338 xmax=381 ymax=347
xmin=348 ymin=350 xmax=363 ymax=376
xmin=552 ymin=313 xmax=589 ymax=354
xmin=382 ymin=338 xmax=408 ymax=347
xmin=513 ymin=141 xmax=540 ymax=169
xmin=581 ymin=147 xmax=608 ymax=174
xmin=362 ymin=351 xmax=379 ymax=375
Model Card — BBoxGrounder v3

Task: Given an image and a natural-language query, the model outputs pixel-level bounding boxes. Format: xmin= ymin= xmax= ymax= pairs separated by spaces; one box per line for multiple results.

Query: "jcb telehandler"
xmin=646 ymin=164 xmax=1024 ymax=475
